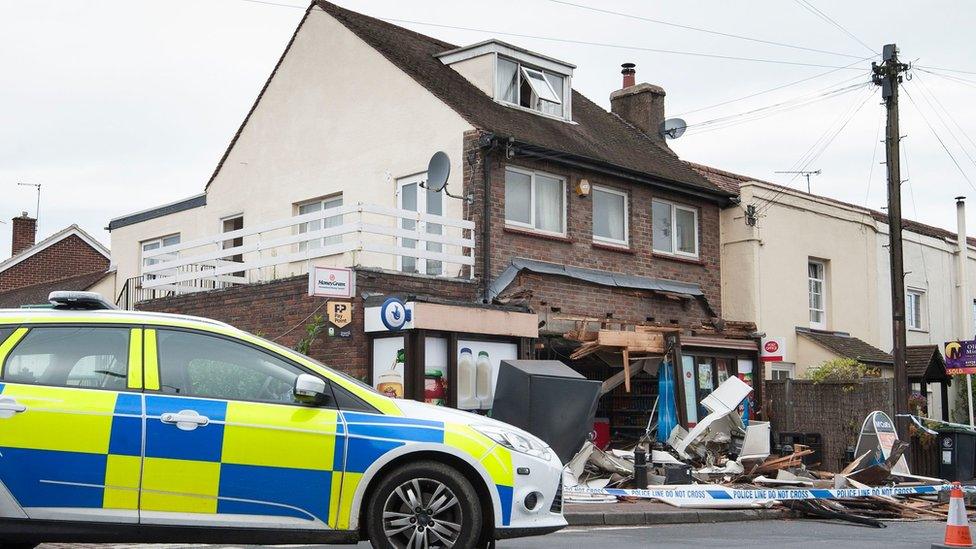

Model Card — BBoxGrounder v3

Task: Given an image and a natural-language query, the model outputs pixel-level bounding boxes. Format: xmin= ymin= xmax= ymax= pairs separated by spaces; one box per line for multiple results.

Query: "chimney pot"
xmin=11 ymin=213 xmax=37 ymax=256
xmin=610 ymin=80 xmax=668 ymax=146
xmin=621 ymin=62 xmax=636 ymax=88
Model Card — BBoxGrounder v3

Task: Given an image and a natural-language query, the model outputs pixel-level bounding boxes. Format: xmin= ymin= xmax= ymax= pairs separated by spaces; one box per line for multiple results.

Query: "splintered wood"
xmin=753 ymin=445 xmax=815 ymax=474
xmin=566 ymin=325 xmax=669 ymax=392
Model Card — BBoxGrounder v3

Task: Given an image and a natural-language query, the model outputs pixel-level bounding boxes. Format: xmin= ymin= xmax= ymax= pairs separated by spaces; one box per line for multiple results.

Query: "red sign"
xmin=760 ymin=337 xmax=785 ymax=362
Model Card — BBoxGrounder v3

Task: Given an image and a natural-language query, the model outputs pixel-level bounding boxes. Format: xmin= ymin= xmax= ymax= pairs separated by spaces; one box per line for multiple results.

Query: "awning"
xmin=490 ymin=257 xmax=705 ymax=300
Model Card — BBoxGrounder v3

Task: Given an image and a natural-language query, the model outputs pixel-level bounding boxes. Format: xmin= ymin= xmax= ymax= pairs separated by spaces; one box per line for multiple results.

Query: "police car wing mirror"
xmin=294 ymin=374 xmax=327 ymax=403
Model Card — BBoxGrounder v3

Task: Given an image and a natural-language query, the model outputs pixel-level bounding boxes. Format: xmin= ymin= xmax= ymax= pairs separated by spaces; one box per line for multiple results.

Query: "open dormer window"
xmin=497 ymin=56 xmax=565 ymax=117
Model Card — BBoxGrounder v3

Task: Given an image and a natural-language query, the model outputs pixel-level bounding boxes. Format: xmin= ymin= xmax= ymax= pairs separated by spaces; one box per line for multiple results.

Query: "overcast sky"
xmin=1 ymin=0 xmax=974 ymax=260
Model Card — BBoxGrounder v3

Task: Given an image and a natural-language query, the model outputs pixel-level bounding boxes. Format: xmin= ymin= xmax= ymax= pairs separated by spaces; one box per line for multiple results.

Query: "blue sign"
xmin=380 ymin=297 xmax=411 ymax=331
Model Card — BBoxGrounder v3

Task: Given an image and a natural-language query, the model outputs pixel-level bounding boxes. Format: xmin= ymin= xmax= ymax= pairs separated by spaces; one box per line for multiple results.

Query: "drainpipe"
xmin=480 ymin=133 xmax=497 ymax=303
xmin=956 ymin=196 xmax=973 ymax=425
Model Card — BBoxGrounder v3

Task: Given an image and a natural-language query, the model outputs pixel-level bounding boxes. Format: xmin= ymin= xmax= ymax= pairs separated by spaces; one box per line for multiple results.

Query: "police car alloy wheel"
xmin=367 ymin=461 xmax=482 ymax=549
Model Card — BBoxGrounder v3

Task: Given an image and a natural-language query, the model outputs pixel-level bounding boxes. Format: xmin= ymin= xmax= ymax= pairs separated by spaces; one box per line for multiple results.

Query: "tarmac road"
xmin=37 ymin=519 xmax=954 ymax=548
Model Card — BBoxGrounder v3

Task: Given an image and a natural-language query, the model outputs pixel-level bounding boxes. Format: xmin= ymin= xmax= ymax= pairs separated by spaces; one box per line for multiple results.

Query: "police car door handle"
xmin=0 ymin=398 xmax=26 ymax=418
xmin=160 ymin=410 xmax=210 ymax=431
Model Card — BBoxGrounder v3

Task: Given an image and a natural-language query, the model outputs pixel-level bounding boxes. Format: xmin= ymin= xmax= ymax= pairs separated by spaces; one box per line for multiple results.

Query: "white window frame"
xmin=651 ymin=199 xmax=699 ymax=258
xmin=770 ymin=363 xmax=795 ymax=380
xmin=397 ymin=172 xmax=444 ymax=276
xmin=296 ymin=194 xmax=343 ymax=252
xmin=808 ymin=259 xmax=827 ymax=330
xmin=141 ymin=234 xmax=181 ymax=271
xmin=504 ymin=166 xmax=567 ymax=237
xmin=591 ymin=185 xmax=629 ymax=247
xmin=494 ymin=54 xmax=571 ymax=121
xmin=907 ymin=288 xmax=925 ymax=331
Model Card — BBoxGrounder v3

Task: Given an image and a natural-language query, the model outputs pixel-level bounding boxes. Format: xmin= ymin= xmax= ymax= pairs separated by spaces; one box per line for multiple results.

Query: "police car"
xmin=0 ymin=292 xmax=565 ymax=549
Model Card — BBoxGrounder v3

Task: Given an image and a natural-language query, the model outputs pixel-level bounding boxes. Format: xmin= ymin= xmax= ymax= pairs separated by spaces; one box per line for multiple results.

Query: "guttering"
xmin=512 ymin=141 xmax=736 ymax=206
xmin=479 ymin=133 xmax=498 ymax=303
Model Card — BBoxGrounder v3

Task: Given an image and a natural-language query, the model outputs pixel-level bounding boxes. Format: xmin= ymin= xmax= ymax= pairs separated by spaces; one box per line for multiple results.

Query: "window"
xmin=496 ymin=56 xmax=566 ymax=118
xmin=770 ymin=363 xmax=795 ymax=381
xmin=298 ymin=195 xmax=343 ymax=252
xmin=652 ymin=200 xmax=698 ymax=257
xmin=504 ymin=167 xmax=566 ymax=235
xmin=3 ymin=327 xmax=130 ymax=390
xmin=156 ymin=329 xmax=316 ymax=405
xmin=592 ymin=186 xmax=628 ymax=246
xmin=808 ymin=260 xmax=827 ymax=329
xmin=221 ymin=215 xmax=244 ymax=277
xmin=398 ymin=174 xmax=444 ymax=276
xmin=142 ymin=234 xmax=181 ymax=275
xmin=907 ymin=290 xmax=924 ymax=330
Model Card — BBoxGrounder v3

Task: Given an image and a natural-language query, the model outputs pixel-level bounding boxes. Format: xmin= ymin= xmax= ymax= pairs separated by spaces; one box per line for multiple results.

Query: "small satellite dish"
xmin=659 ymin=118 xmax=687 ymax=140
xmin=426 ymin=151 xmax=451 ymax=192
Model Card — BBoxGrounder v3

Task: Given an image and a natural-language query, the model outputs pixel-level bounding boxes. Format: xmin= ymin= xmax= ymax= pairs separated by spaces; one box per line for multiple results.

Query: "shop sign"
xmin=308 ymin=266 xmax=355 ymax=299
xmin=327 ymin=301 xmax=353 ymax=328
xmin=380 ymin=297 xmax=411 ymax=331
xmin=945 ymin=340 xmax=976 ymax=375
xmin=760 ymin=337 xmax=785 ymax=362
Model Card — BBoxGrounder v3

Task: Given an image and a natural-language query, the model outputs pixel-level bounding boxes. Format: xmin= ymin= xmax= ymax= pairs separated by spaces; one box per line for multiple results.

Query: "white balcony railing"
xmin=139 ymin=202 xmax=476 ymax=295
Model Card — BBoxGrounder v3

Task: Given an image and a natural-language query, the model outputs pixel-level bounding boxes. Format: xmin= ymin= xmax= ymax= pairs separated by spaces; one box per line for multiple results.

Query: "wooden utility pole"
xmin=873 ymin=44 xmax=911 ymax=440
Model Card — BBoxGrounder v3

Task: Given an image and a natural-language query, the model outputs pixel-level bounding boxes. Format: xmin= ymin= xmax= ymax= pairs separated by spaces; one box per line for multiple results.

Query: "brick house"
xmin=0 ymin=212 xmax=114 ymax=307
xmin=110 ymin=1 xmax=755 ymax=435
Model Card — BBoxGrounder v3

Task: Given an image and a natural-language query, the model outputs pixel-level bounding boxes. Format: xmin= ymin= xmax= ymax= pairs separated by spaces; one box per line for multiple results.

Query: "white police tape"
xmin=563 ymin=483 xmax=952 ymax=504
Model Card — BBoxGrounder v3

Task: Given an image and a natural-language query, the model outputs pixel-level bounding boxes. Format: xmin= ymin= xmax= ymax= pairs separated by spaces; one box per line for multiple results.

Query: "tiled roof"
xmin=797 ymin=328 xmax=893 ymax=366
xmin=313 ymin=1 xmax=729 ymax=199
xmin=0 ymin=270 xmax=112 ymax=308
xmin=0 ymin=225 xmax=109 ymax=274
xmin=906 ymin=344 xmax=949 ymax=381
xmin=689 ymin=162 xmax=976 ymax=246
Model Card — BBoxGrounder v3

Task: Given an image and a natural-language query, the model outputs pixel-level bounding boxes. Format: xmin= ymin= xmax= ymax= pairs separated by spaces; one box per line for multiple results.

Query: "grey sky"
xmin=1 ymin=0 xmax=974 ymax=261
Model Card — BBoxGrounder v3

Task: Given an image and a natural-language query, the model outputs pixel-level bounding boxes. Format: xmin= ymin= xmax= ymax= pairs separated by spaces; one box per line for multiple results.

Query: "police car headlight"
xmin=474 ymin=425 xmax=552 ymax=461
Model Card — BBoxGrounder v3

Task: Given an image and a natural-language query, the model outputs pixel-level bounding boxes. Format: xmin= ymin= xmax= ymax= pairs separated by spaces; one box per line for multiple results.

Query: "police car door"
xmin=0 ymin=324 xmax=144 ymax=523
xmin=140 ymin=328 xmax=344 ymax=529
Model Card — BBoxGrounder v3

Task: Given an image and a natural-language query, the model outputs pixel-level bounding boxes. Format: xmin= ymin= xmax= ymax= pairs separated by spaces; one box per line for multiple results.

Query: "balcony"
xmin=118 ymin=203 xmax=475 ymax=308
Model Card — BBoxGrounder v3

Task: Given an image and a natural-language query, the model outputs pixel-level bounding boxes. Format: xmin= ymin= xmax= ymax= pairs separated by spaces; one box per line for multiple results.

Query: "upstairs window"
xmin=808 ymin=260 xmax=827 ymax=329
xmin=505 ymin=167 xmax=566 ymax=236
xmin=592 ymin=186 xmax=628 ymax=246
xmin=297 ymin=195 xmax=343 ymax=252
xmin=652 ymin=200 xmax=698 ymax=258
xmin=496 ymin=57 xmax=565 ymax=118
xmin=907 ymin=289 xmax=924 ymax=330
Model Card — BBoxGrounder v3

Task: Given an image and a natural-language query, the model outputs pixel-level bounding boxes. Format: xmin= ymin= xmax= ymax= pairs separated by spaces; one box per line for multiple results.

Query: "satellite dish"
xmin=659 ymin=118 xmax=687 ymax=140
xmin=426 ymin=151 xmax=451 ymax=192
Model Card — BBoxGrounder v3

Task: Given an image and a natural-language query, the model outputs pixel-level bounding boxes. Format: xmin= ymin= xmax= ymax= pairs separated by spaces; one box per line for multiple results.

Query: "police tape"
xmin=562 ymin=483 xmax=953 ymax=503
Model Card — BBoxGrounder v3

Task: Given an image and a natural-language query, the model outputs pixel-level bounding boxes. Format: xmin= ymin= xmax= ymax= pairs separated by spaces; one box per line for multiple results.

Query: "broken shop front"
xmin=364 ymin=296 xmax=539 ymax=410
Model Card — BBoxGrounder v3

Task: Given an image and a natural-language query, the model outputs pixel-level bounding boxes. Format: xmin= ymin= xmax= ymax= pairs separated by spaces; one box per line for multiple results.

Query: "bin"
xmin=938 ymin=430 xmax=976 ymax=481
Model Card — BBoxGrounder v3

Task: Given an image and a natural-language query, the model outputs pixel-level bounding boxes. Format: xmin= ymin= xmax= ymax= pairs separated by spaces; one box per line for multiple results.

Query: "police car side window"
xmin=2 ymin=327 xmax=130 ymax=390
xmin=156 ymin=329 xmax=308 ymax=405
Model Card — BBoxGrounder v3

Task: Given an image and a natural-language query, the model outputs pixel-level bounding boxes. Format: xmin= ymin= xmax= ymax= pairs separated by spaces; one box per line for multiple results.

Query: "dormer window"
xmin=497 ymin=57 xmax=564 ymax=117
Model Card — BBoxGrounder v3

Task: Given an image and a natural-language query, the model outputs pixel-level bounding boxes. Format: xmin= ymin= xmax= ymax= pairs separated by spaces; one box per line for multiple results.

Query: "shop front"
xmin=364 ymin=296 xmax=539 ymax=411
xmin=678 ymin=336 xmax=761 ymax=427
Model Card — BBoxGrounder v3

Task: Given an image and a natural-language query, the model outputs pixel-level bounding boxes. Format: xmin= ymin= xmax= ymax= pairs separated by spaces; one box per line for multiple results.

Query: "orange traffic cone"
xmin=934 ymin=482 xmax=974 ymax=548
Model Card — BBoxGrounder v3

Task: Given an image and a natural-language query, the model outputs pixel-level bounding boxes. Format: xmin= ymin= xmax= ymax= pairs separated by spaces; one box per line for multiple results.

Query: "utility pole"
xmin=873 ymin=44 xmax=910 ymax=441
xmin=774 ymin=169 xmax=821 ymax=193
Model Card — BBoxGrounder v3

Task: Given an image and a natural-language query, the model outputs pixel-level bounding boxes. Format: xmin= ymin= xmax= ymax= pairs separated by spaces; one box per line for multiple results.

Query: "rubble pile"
xmin=563 ymin=376 xmax=955 ymax=524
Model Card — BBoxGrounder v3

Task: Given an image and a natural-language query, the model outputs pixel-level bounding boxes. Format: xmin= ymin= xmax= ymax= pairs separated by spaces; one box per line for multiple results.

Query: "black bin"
xmin=490 ymin=360 xmax=601 ymax=464
xmin=777 ymin=432 xmax=824 ymax=467
xmin=939 ymin=430 xmax=976 ymax=481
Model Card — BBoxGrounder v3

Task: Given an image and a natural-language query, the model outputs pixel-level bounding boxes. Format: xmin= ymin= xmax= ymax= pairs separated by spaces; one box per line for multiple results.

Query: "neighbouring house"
xmin=107 ymin=1 xmax=752 ymax=437
xmin=0 ymin=212 xmax=115 ymax=308
xmin=695 ymin=163 xmax=971 ymax=420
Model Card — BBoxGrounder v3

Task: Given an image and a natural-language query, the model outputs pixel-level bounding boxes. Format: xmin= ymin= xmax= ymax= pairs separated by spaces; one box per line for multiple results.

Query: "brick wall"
xmin=463 ymin=131 xmax=722 ymax=328
xmin=138 ymin=268 xmax=477 ymax=379
xmin=11 ymin=214 xmax=36 ymax=257
xmin=0 ymin=234 xmax=110 ymax=292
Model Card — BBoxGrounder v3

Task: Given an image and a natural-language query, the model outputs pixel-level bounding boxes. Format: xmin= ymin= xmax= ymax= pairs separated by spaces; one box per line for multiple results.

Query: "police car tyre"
xmin=1 ymin=544 xmax=37 ymax=549
xmin=367 ymin=460 xmax=482 ymax=549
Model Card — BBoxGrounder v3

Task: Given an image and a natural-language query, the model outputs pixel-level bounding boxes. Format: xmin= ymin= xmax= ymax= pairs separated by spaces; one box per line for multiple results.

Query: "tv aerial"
xmin=659 ymin=118 xmax=687 ymax=140
xmin=421 ymin=151 xmax=473 ymax=204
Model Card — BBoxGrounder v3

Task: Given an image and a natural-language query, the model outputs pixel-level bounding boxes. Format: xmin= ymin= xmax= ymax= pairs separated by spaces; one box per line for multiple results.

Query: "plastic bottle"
xmin=457 ymin=348 xmax=478 ymax=409
xmin=475 ymin=350 xmax=493 ymax=409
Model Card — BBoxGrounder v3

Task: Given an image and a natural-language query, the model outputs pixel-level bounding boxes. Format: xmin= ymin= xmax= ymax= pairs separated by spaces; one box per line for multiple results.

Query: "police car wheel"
xmin=0 ymin=544 xmax=37 ymax=549
xmin=367 ymin=460 xmax=482 ymax=549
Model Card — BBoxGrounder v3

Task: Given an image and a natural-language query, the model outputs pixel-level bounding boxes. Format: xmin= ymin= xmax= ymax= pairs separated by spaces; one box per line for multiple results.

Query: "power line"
xmin=901 ymin=85 xmax=976 ymax=192
xmin=674 ymin=57 xmax=873 ymax=117
xmin=863 ymin=108 xmax=885 ymax=207
xmin=917 ymin=68 xmax=976 ymax=89
xmin=546 ymin=0 xmax=866 ymax=59
xmin=754 ymin=86 xmax=876 ymax=215
xmin=916 ymin=65 xmax=976 ymax=76
xmin=226 ymin=0 xmax=872 ymax=70
xmin=912 ymin=71 xmax=976 ymax=165
xmin=793 ymin=0 xmax=877 ymax=55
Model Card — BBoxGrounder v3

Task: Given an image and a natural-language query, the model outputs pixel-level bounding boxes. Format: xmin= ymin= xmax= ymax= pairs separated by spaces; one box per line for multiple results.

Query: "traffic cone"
xmin=933 ymin=482 xmax=973 ymax=548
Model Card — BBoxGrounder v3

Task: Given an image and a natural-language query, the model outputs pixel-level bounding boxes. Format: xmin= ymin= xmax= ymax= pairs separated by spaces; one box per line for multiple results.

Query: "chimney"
xmin=957 ymin=196 xmax=971 ymax=339
xmin=610 ymin=63 xmax=668 ymax=146
xmin=11 ymin=212 xmax=36 ymax=256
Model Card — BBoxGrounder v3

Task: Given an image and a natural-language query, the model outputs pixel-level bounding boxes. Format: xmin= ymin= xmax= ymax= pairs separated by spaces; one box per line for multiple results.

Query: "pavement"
xmin=37 ymin=520 xmax=952 ymax=548
xmin=563 ymin=500 xmax=791 ymax=526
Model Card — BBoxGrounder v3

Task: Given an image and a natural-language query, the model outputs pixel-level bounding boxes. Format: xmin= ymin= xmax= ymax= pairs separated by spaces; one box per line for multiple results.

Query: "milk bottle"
xmin=457 ymin=347 xmax=478 ymax=409
xmin=475 ymin=350 xmax=493 ymax=409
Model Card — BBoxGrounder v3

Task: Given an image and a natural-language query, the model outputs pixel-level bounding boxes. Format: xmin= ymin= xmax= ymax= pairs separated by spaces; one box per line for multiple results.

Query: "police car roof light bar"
xmin=48 ymin=291 xmax=118 ymax=311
